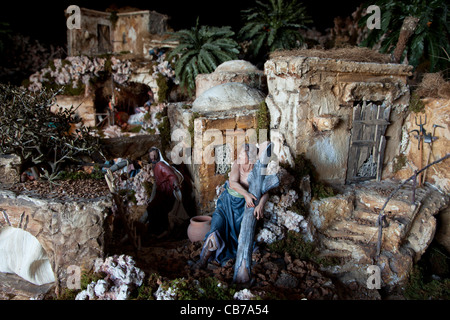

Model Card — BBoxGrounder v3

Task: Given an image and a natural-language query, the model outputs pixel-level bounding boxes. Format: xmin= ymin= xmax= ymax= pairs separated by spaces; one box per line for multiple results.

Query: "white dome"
xmin=215 ymin=60 xmax=260 ymax=73
xmin=192 ymin=82 xmax=265 ymax=113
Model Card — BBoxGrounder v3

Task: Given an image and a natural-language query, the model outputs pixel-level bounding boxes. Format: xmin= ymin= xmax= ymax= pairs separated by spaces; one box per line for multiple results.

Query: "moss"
xmin=142 ymin=181 xmax=154 ymax=196
xmin=143 ymin=112 xmax=152 ymax=122
xmin=393 ymin=154 xmax=407 ymax=173
xmin=56 ymin=288 xmax=79 ymax=300
xmin=268 ymin=230 xmax=339 ymax=267
xmin=256 ymin=100 xmax=270 ymax=137
xmin=409 ymin=92 xmax=425 ymax=113
xmin=156 ymin=73 xmax=169 ymax=102
xmin=60 ymin=80 xmax=85 ymax=96
xmin=157 ymin=277 xmax=236 ymax=300
xmin=119 ymin=188 xmax=137 ymax=204
xmin=188 ymin=111 xmax=201 ymax=148
xmin=109 ymin=11 xmax=118 ymax=28
xmin=80 ymin=269 xmax=106 ymax=290
xmin=59 ymin=169 xmax=105 ymax=181
xmin=133 ymin=273 xmax=160 ymax=300
xmin=404 ymin=265 xmax=450 ymax=300
xmin=47 ymin=59 xmax=56 ymax=72
xmin=157 ymin=113 xmax=171 ymax=155
xmin=128 ymin=125 xmax=142 ymax=133
xmin=103 ymin=56 xmax=113 ymax=74
xmin=312 ymin=182 xmax=336 ymax=200
xmin=281 ymin=153 xmax=336 ymax=200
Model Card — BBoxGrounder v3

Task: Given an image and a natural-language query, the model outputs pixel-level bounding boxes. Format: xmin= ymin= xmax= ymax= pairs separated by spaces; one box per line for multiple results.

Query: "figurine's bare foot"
xmin=234 ymin=261 xmax=251 ymax=284
xmin=193 ymin=250 xmax=213 ymax=270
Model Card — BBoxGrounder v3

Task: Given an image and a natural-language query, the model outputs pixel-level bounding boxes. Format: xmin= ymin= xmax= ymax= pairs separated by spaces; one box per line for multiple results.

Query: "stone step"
xmin=317 ymin=249 xmax=352 ymax=260
xmin=320 ymin=238 xmax=374 ymax=264
xmin=328 ymin=220 xmax=379 ymax=238
xmin=323 ymin=229 xmax=377 ymax=244
xmin=354 ymin=188 xmax=416 ymax=214
xmin=351 ymin=209 xmax=379 ymax=226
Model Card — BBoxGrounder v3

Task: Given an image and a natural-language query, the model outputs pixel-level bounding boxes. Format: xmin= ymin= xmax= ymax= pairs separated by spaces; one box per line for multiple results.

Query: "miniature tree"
xmin=239 ymin=0 xmax=312 ymax=61
xmin=167 ymin=19 xmax=240 ymax=96
xmin=359 ymin=0 xmax=450 ymax=74
xmin=0 ymin=84 xmax=102 ymax=181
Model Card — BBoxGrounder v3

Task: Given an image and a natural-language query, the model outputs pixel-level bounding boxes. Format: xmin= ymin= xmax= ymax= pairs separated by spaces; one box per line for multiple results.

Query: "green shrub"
xmin=239 ymin=0 xmax=312 ymax=60
xmin=167 ymin=19 xmax=240 ymax=96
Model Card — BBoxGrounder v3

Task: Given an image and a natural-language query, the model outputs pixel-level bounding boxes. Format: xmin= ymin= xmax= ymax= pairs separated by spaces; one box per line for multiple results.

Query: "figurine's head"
xmin=149 ymin=147 xmax=160 ymax=164
xmin=237 ymin=143 xmax=258 ymax=165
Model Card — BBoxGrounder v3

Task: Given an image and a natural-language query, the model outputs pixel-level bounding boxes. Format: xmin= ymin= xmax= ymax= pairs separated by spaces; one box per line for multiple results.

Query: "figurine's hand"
xmin=244 ymin=193 xmax=257 ymax=208
xmin=254 ymin=204 xmax=264 ymax=220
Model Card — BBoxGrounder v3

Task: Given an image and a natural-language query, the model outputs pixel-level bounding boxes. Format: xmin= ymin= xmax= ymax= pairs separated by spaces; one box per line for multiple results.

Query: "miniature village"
xmin=0 ymin=1 xmax=449 ymax=301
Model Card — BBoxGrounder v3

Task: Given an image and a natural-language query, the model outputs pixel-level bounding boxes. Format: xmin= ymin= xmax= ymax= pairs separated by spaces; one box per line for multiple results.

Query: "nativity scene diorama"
xmin=0 ymin=0 xmax=449 ymax=301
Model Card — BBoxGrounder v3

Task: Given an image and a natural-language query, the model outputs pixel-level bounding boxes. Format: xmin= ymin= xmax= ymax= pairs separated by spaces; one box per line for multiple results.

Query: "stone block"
xmin=0 ymin=154 xmax=21 ymax=185
xmin=0 ymin=190 xmax=112 ymax=289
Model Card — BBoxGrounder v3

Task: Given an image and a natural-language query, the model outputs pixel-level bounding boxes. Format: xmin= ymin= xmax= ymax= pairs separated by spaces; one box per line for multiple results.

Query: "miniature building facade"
xmin=264 ymin=55 xmax=413 ymax=184
xmin=67 ymin=8 xmax=170 ymax=57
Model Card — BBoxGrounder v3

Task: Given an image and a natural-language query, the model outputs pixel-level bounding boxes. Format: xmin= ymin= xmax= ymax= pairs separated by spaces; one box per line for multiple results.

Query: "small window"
xmin=215 ymin=144 xmax=232 ymax=175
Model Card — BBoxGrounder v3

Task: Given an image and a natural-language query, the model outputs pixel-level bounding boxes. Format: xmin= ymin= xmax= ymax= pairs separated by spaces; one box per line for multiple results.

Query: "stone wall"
xmin=0 ymin=190 xmax=112 ymax=289
xmin=0 ymin=154 xmax=21 ymax=185
xmin=264 ymin=55 xmax=412 ymax=184
xmin=395 ymin=98 xmax=450 ymax=193
xmin=67 ymin=8 xmax=112 ymax=56
xmin=394 ymin=97 xmax=450 ymax=253
xmin=52 ymin=94 xmax=96 ymax=129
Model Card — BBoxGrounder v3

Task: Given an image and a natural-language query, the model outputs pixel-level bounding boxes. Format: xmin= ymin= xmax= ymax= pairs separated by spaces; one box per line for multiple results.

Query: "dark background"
xmin=1 ymin=0 xmax=364 ymax=47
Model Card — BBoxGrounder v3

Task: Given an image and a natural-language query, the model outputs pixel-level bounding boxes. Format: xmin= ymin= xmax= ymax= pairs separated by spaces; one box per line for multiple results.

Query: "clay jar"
xmin=187 ymin=215 xmax=212 ymax=242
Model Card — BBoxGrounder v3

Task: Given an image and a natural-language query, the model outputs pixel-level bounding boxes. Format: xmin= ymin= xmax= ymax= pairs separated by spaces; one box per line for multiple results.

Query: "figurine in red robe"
xmin=145 ymin=147 xmax=188 ymax=237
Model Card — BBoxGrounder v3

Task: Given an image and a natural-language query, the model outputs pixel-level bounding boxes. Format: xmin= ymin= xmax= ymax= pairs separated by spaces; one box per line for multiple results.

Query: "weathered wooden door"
xmin=346 ymin=101 xmax=391 ymax=184
xmin=97 ymin=24 xmax=112 ymax=54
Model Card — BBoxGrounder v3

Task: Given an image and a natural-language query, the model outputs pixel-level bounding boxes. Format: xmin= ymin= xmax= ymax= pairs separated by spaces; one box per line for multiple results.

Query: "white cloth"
xmin=0 ymin=226 xmax=55 ymax=285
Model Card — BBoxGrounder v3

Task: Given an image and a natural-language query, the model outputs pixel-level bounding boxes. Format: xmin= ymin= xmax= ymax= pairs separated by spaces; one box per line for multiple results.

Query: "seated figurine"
xmin=196 ymin=143 xmax=270 ymax=268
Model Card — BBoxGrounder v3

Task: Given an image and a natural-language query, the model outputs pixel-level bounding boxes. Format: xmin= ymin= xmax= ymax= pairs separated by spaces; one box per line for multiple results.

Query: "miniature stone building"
xmin=264 ymin=52 xmax=413 ymax=184
xmin=168 ymin=82 xmax=266 ymax=215
xmin=67 ymin=8 xmax=172 ymax=57
xmin=167 ymin=60 xmax=270 ymax=215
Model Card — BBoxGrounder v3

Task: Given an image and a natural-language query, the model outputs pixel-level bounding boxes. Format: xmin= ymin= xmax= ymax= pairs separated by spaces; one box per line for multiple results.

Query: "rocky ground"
xmin=6 ymin=178 xmax=110 ymax=201
xmin=106 ymin=235 xmax=381 ymax=300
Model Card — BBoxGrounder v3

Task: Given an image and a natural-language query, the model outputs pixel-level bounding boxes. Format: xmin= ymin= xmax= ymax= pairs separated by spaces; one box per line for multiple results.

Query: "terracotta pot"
xmin=187 ymin=215 xmax=212 ymax=242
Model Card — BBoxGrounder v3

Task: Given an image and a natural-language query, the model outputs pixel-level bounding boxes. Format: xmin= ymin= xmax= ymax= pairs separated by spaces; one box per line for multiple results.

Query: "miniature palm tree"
xmin=359 ymin=0 xmax=450 ymax=73
xmin=239 ymin=0 xmax=312 ymax=60
xmin=167 ymin=19 xmax=240 ymax=96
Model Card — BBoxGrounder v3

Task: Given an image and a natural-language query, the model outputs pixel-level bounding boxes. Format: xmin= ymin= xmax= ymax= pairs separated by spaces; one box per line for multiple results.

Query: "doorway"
xmin=346 ymin=101 xmax=391 ymax=184
xmin=97 ymin=24 xmax=112 ymax=54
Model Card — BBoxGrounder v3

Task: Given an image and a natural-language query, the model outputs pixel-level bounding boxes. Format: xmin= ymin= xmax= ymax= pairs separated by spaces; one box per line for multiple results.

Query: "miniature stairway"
xmin=316 ymin=180 xmax=449 ymax=266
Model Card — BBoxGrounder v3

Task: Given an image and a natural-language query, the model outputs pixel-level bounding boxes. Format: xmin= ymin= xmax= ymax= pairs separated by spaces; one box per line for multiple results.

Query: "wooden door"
xmin=346 ymin=101 xmax=391 ymax=184
xmin=97 ymin=24 xmax=111 ymax=54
